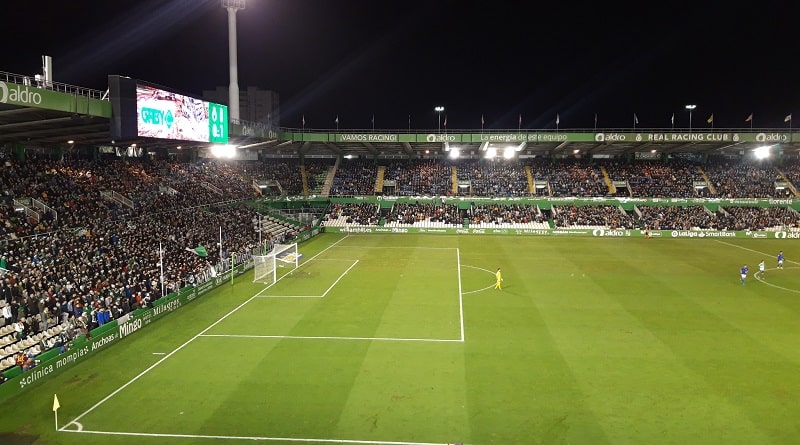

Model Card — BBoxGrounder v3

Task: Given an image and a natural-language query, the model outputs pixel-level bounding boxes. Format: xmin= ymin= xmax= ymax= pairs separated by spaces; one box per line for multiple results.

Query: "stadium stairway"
xmin=774 ymin=167 xmax=800 ymax=197
xmin=599 ymin=166 xmax=617 ymax=194
xmin=525 ymin=166 xmax=535 ymax=194
xmin=300 ymin=164 xmax=308 ymax=196
xmin=375 ymin=165 xmax=385 ymax=194
xmin=451 ymin=166 xmax=458 ymax=194
xmin=320 ymin=159 xmax=339 ymax=197
xmin=695 ymin=166 xmax=718 ymax=194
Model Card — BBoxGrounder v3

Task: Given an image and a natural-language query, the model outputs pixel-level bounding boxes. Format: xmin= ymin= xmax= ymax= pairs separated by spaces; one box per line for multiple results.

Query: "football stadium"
xmin=3 ymin=8 xmax=800 ymax=445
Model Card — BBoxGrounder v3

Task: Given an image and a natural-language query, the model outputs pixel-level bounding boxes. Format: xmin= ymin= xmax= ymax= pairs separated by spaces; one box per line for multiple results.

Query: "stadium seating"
xmin=4 ymin=153 xmax=800 ymax=380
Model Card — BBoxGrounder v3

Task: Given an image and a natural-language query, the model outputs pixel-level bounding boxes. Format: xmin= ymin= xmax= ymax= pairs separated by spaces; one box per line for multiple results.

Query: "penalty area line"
xmin=59 ymin=429 xmax=456 ymax=445
xmin=199 ymin=333 xmax=462 ymax=343
xmin=60 ymin=235 xmax=351 ymax=432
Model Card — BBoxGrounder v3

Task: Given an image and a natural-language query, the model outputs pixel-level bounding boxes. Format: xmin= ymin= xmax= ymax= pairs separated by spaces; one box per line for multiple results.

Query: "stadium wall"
xmin=325 ymin=227 xmax=798 ymax=239
xmin=267 ymin=196 xmax=800 ymax=211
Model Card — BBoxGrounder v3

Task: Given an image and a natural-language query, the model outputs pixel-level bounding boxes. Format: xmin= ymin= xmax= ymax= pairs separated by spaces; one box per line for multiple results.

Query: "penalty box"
xmin=231 ymin=246 xmax=465 ymax=341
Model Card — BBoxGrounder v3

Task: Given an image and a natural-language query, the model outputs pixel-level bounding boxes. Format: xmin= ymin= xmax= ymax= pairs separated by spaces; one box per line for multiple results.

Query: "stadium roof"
xmin=1 ymin=74 xmax=798 ymax=158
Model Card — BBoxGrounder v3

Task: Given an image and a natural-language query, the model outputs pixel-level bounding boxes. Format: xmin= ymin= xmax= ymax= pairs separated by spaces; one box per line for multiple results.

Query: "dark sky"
xmin=3 ymin=0 xmax=798 ymax=130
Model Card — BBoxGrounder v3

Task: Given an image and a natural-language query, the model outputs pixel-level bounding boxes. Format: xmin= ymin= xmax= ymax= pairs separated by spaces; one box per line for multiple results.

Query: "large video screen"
xmin=136 ymin=84 xmax=228 ymax=143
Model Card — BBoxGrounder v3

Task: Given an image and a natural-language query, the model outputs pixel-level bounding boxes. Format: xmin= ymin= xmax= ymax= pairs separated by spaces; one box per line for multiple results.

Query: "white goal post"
xmin=253 ymin=243 xmax=300 ymax=285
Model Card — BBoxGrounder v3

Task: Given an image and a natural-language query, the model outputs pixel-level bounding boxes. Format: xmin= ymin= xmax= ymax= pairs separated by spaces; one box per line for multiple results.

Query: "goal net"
xmin=253 ymin=243 xmax=300 ymax=285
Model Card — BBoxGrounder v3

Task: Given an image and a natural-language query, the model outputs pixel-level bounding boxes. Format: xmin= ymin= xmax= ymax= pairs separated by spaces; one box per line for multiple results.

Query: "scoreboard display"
xmin=109 ymin=75 xmax=228 ymax=144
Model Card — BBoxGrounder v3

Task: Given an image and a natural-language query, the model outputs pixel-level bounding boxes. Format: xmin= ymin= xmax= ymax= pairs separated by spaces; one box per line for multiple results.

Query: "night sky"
xmin=3 ymin=0 xmax=798 ymax=130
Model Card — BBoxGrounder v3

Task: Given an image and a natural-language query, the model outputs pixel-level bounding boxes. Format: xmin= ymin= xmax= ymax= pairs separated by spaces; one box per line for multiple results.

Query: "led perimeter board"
xmin=109 ymin=75 xmax=228 ymax=144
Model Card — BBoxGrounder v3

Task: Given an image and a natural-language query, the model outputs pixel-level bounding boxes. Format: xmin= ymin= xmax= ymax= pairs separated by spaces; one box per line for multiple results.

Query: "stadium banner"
xmin=0 ymin=81 xmax=111 ymax=117
xmin=594 ymin=132 xmax=792 ymax=144
xmin=277 ymin=131 xmax=798 ymax=144
xmin=283 ymin=132 xmax=599 ymax=144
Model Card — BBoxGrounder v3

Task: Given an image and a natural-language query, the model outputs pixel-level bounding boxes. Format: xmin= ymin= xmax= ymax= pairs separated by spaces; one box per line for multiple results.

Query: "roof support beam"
xmin=362 ymin=142 xmax=379 ymax=155
xmin=324 ymin=142 xmax=342 ymax=155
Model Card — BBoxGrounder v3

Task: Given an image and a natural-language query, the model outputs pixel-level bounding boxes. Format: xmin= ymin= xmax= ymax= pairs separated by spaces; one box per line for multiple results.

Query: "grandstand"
xmin=5 ymin=68 xmax=800 ymax=444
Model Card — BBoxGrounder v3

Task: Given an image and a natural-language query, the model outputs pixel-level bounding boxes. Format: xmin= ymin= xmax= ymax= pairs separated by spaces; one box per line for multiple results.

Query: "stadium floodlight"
xmin=210 ymin=144 xmax=236 ymax=158
xmin=503 ymin=146 xmax=515 ymax=159
xmin=449 ymin=147 xmax=460 ymax=159
xmin=435 ymin=106 xmax=445 ymax=133
xmin=485 ymin=146 xmax=497 ymax=158
xmin=754 ymin=145 xmax=771 ymax=159
xmin=515 ymin=142 xmax=526 ymax=152
xmin=685 ymin=104 xmax=696 ymax=131
xmin=222 ymin=0 xmax=246 ymax=121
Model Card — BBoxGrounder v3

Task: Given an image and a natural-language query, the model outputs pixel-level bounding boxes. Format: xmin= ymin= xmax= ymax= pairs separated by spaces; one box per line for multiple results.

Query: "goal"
xmin=253 ymin=243 xmax=300 ymax=285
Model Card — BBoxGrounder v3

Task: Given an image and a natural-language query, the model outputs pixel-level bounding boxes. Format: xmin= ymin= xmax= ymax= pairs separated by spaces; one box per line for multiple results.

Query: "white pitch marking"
xmin=715 ymin=240 xmax=799 ymax=265
xmin=199 ymin=333 xmax=461 ymax=343
xmin=321 ymin=260 xmax=359 ymax=298
xmin=61 ymin=235 xmax=351 ymax=432
xmin=59 ymin=428 xmax=455 ymax=445
xmin=256 ymin=295 xmax=323 ymax=299
xmin=330 ymin=244 xmax=458 ymax=250
xmin=459 ymin=264 xmax=497 ymax=294
xmin=753 ymin=267 xmax=800 ymax=294
xmin=456 ymin=248 xmax=465 ymax=342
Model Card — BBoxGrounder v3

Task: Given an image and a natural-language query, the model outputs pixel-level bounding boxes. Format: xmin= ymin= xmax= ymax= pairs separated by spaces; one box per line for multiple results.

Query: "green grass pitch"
xmin=2 ymin=233 xmax=800 ymax=444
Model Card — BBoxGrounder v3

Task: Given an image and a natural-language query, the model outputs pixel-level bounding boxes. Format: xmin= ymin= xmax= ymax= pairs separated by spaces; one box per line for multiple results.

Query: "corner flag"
xmin=53 ymin=394 xmax=60 ymax=412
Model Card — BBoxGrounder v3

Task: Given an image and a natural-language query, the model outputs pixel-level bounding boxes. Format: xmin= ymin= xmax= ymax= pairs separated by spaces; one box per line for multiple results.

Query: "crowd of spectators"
xmin=303 ymin=158 xmax=334 ymax=195
xmin=553 ymin=205 xmax=637 ymax=229
xmin=240 ymin=159 xmax=305 ymax=195
xmin=385 ymin=203 xmax=462 ymax=225
xmin=470 ymin=204 xmax=545 ymax=225
xmin=0 ymin=154 xmax=292 ymax=377
xmin=601 ymin=159 xmax=701 ymax=198
xmin=718 ymin=206 xmax=798 ymax=230
xmin=456 ymin=160 xmax=529 ymax=196
xmin=330 ymin=159 xmax=379 ymax=196
xmin=637 ymin=205 xmax=719 ymax=230
xmin=382 ymin=160 xmax=453 ymax=196
xmin=322 ymin=203 xmax=379 ymax=225
xmin=528 ymin=158 xmax=607 ymax=197
xmin=703 ymin=158 xmax=790 ymax=199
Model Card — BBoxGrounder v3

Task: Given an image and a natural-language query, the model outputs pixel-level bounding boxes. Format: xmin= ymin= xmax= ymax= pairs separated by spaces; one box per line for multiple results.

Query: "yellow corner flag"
xmin=53 ymin=394 xmax=60 ymax=412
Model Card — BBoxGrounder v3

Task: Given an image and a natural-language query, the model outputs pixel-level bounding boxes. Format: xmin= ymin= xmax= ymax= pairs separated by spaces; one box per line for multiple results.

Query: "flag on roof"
xmin=707 ymin=114 xmax=714 ymax=124
xmin=745 ymin=113 xmax=753 ymax=122
xmin=785 ymin=114 xmax=793 ymax=122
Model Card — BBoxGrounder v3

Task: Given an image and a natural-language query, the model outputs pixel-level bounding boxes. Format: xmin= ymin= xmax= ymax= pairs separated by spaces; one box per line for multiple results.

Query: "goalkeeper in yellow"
xmin=495 ymin=267 xmax=503 ymax=290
